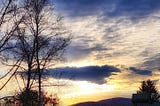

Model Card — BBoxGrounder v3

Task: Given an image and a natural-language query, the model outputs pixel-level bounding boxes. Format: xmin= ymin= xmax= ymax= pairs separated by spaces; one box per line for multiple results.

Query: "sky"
xmin=1 ymin=0 xmax=160 ymax=105
xmin=53 ymin=0 xmax=160 ymax=69
xmin=47 ymin=0 xmax=160 ymax=105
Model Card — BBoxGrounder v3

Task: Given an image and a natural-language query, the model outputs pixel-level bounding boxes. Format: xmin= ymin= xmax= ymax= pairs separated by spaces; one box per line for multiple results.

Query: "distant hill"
xmin=73 ymin=97 xmax=133 ymax=106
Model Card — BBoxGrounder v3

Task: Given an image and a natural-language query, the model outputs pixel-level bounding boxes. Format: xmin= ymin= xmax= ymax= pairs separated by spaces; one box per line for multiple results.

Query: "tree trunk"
xmin=25 ymin=63 xmax=32 ymax=106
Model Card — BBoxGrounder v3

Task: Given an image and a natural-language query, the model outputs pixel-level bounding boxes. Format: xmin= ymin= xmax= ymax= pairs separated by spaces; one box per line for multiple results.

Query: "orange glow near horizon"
xmin=1 ymin=69 xmax=159 ymax=106
xmin=60 ymin=81 xmax=115 ymax=105
xmin=43 ymin=78 xmax=116 ymax=105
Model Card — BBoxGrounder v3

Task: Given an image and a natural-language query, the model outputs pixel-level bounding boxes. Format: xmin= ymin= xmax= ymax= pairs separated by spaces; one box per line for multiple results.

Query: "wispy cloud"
xmin=54 ymin=0 xmax=160 ymax=70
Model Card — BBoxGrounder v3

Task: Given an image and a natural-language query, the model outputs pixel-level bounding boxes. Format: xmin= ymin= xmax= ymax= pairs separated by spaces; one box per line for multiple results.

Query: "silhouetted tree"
xmin=0 ymin=0 xmax=23 ymax=53
xmin=2 ymin=0 xmax=70 ymax=105
xmin=137 ymin=79 xmax=160 ymax=102
xmin=0 ymin=0 xmax=26 ymax=91
xmin=0 ymin=1 xmax=70 ymax=105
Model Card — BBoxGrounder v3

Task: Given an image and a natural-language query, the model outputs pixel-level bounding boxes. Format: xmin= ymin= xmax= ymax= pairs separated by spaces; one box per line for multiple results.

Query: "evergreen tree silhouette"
xmin=137 ymin=79 xmax=160 ymax=102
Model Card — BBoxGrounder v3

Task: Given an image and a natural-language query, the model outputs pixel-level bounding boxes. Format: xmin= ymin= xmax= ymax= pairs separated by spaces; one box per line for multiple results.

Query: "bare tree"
xmin=0 ymin=0 xmax=26 ymax=90
xmin=0 ymin=0 xmax=19 ymax=52
xmin=3 ymin=0 xmax=70 ymax=105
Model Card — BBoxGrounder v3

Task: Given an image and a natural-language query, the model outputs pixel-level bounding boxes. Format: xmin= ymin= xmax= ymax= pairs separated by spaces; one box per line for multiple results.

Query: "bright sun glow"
xmin=64 ymin=81 xmax=115 ymax=97
xmin=60 ymin=80 xmax=115 ymax=105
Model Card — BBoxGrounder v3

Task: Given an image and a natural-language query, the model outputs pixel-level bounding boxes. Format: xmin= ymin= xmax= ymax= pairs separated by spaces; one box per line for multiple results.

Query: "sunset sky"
xmin=1 ymin=0 xmax=160 ymax=105
xmin=51 ymin=0 xmax=160 ymax=105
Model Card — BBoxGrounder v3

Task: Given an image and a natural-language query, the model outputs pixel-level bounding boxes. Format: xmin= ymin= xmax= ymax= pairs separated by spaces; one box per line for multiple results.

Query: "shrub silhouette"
xmin=15 ymin=89 xmax=59 ymax=106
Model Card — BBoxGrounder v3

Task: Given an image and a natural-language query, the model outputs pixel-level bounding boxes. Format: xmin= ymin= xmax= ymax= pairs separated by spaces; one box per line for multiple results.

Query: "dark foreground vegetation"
xmin=0 ymin=89 xmax=58 ymax=106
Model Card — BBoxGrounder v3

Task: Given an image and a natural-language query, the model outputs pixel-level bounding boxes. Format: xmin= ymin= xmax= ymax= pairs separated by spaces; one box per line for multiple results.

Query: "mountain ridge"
xmin=72 ymin=97 xmax=133 ymax=106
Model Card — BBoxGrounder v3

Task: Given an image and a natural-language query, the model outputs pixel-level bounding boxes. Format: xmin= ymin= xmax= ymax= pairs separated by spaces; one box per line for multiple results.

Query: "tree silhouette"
xmin=137 ymin=79 xmax=160 ymax=102
xmin=0 ymin=1 xmax=70 ymax=105
xmin=1 ymin=0 xmax=70 ymax=105
xmin=0 ymin=0 xmax=26 ymax=91
xmin=16 ymin=89 xmax=59 ymax=106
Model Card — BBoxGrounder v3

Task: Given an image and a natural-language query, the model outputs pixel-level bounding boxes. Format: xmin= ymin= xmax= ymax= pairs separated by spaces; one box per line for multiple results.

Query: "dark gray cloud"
xmin=55 ymin=0 xmax=160 ymax=19
xmin=43 ymin=65 xmax=153 ymax=84
xmin=129 ymin=67 xmax=152 ymax=75
xmin=141 ymin=53 xmax=160 ymax=70
xmin=20 ymin=65 xmax=153 ymax=85
xmin=54 ymin=0 xmax=108 ymax=16
xmin=107 ymin=0 xmax=160 ymax=19
xmin=44 ymin=65 xmax=120 ymax=84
